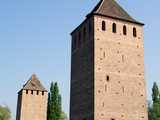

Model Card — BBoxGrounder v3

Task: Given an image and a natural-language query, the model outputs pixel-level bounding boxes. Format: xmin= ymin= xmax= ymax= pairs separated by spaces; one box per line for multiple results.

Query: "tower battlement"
xmin=16 ymin=74 xmax=48 ymax=120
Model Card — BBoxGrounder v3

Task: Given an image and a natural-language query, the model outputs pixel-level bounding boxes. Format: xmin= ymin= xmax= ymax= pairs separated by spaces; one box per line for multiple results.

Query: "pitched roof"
xmin=87 ymin=0 xmax=144 ymax=25
xmin=22 ymin=74 xmax=47 ymax=92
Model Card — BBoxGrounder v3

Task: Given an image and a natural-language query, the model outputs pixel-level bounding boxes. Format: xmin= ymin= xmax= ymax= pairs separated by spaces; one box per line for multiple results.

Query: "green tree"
xmin=0 ymin=105 xmax=11 ymax=120
xmin=60 ymin=112 xmax=68 ymax=120
xmin=47 ymin=82 xmax=62 ymax=120
xmin=149 ymin=82 xmax=160 ymax=120
xmin=152 ymin=82 xmax=160 ymax=103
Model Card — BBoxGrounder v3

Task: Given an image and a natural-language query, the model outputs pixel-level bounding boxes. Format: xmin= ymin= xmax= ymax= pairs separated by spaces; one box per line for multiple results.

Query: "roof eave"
xmin=22 ymin=88 xmax=48 ymax=92
xmin=88 ymin=13 xmax=144 ymax=26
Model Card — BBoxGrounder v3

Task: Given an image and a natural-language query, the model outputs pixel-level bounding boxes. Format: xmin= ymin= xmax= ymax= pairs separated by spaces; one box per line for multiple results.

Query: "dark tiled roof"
xmin=22 ymin=74 xmax=47 ymax=92
xmin=87 ymin=0 xmax=144 ymax=25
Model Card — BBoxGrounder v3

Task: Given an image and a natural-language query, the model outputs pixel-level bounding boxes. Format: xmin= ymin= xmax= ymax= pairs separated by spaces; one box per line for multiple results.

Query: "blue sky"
xmin=0 ymin=0 xmax=159 ymax=119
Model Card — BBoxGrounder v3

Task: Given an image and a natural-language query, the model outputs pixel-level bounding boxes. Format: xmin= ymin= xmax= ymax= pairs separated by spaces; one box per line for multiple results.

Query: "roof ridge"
xmin=87 ymin=0 xmax=144 ymax=25
xmin=22 ymin=74 xmax=47 ymax=92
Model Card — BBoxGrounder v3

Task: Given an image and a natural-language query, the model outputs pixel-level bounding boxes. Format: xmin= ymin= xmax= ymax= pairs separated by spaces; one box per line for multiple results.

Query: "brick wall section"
xmin=70 ymin=17 xmax=94 ymax=120
xmin=16 ymin=90 xmax=48 ymax=120
xmin=94 ymin=15 xmax=148 ymax=120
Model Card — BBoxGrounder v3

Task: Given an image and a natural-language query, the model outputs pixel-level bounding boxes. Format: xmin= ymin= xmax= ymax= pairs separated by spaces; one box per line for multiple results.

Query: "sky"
xmin=0 ymin=0 xmax=160 ymax=119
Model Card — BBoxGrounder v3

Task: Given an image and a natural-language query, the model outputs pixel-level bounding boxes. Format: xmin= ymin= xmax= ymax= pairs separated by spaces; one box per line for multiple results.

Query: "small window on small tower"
xmin=42 ymin=91 xmax=44 ymax=96
xmin=102 ymin=21 xmax=106 ymax=31
xmin=123 ymin=25 xmax=127 ymax=35
xmin=133 ymin=27 xmax=137 ymax=37
xmin=112 ymin=23 xmax=117 ymax=33
xmin=31 ymin=90 xmax=33 ymax=95
xmin=26 ymin=90 xmax=28 ymax=94
xmin=37 ymin=91 xmax=39 ymax=95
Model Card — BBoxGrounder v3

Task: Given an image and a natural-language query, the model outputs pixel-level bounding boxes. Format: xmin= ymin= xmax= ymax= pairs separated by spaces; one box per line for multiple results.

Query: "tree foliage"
xmin=0 ymin=105 xmax=11 ymax=120
xmin=47 ymin=82 xmax=66 ymax=120
xmin=149 ymin=82 xmax=160 ymax=120
xmin=60 ymin=112 xmax=68 ymax=120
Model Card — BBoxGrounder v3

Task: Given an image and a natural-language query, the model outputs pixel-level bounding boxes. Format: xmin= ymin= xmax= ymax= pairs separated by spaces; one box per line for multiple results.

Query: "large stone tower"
xmin=16 ymin=74 xmax=48 ymax=120
xmin=70 ymin=0 xmax=148 ymax=120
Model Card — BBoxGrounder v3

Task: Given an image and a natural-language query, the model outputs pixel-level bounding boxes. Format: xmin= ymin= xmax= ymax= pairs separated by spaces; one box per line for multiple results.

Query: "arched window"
xmin=123 ymin=25 xmax=127 ymax=35
xmin=133 ymin=27 xmax=137 ymax=37
xmin=102 ymin=21 xmax=106 ymax=31
xmin=112 ymin=23 xmax=117 ymax=33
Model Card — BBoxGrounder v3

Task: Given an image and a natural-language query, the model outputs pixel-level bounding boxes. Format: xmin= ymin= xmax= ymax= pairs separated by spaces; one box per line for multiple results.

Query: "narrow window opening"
xmin=111 ymin=118 xmax=115 ymax=120
xmin=42 ymin=91 xmax=44 ymax=96
xmin=31 ymin=90 xmax=33 ymax=95
xmin=78 ymin=32 xmax=81 ymax=47
xmin=123 ymin=25 xmax=127 ymax=35
xmin=72 ymin=35 xmax=77 ymax=50
xmin=37 ymin=91 xmax=39 ymax=95
xmin=112 ymin=23 xmax=117 ymax=33
xmin=75 ymin=35 xmax=78 ymax=49
xmin=106 ymin=75 xmax=109 ymax=82
xmin=102 ymin=21 xmax=106 ymax=31
xmin=89 ymin=22 xmax=92 ymax=35
xmin=26 ymin=90 xmax=28 ymax=94
xmin=83 ymin=27 xmax=86 ymax=42
xmin=133 ymin=27 xmax=137 ymax=37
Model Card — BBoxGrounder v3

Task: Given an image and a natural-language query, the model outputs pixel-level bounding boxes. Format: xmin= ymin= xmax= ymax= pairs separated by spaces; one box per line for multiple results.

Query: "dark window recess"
xmin=89 ymin=22 xmax=92 ymax=35
xmin=112 ymin=23 xmax=117 ymax=33
xmin=42 ymin=91 xmax=44 ymax=96
xmin=78 ymin=32 xmax=81 ymax=47
xmin=102 ymin=21 xmax=106 ymax=31
xmin=83 ymin=27 xmax=86 ymax=42
xmin=75 ymin=35 xmax=78 ymax=49
xmin=31 ymin=90 xmax=33 ymax=95
xmin=72 ymin=35 xmax=77 ymax=50
xmin=133 ymin=27 xmax=137 ymax=37
xmin=26 ymin=90 xmax=28 ymax=94
xmin=123 ymin=25 xmax=127 ymax=35
xmin=37 ymin=91 xmax=39 ymax=95
xmin=111 ymin=118 xmax=115 ymax=120
xmin=106 ymin=76 xmax=109 ymax=82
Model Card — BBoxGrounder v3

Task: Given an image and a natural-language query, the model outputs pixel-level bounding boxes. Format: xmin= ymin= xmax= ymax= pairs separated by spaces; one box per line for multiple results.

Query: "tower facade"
xmin=70 ymin=0 xmax=148 ymax=120
xmin=16 ymin=74 xmax=48 ymax=120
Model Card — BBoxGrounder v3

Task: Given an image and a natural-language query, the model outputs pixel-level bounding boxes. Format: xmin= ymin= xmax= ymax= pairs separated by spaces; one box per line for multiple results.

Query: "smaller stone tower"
xmin=16 ymin=74 xmax=48 ymax=120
